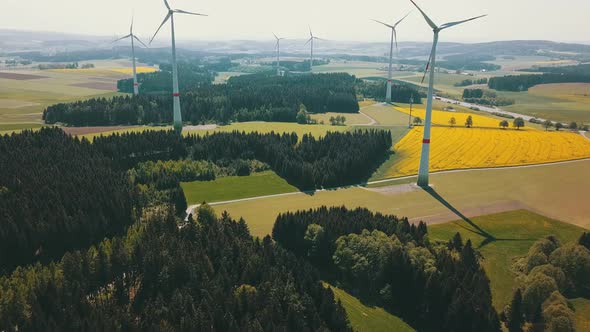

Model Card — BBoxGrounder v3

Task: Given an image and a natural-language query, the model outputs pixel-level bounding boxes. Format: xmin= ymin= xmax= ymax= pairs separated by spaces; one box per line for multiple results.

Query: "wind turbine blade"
xmin=371 ymin=19 xmax=394 ymax=29
xmin=440 ymin=14 xmax=487 ymax=30
xmin=273 ymin=32 xmax=278 ymax=40
xmin=134 ymin=35 xmax=149 ymax=48
xmin=113 ymin=34 xmax=132 ymax=43
xmin=163 ymin=0 xmax=171 ymax=10
xmin=393 ymin=12 xmax=411 ymax=28
xmin=304 ymin=38 xmax=312 ymax=46
xmin=173 ymin=9 xmax=208 ymax=16
xmin=130 ymin=16 xmax=134 ymax=34
xmin=309 ymin=26 xmax=313 ymax=38
xmin=409 ymin=0 xmax=438 ymax=29
xmin=150 ymin=13 xmax=172 ymax=44
xmin=421 ymin=44 xmax=436 ymax=84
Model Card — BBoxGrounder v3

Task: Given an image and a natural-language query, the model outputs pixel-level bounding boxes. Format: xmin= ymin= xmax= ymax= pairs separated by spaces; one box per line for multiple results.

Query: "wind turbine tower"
xmin=305 ymin=28 xmax=323 ymax=71
xmin=372 ymin=13 xmax=410 ymax=103
xmin=273 ymin=33 xmax=285 ymax=76
xmin=150 ymin=0 xmax=207 ymax=133
xmin=409 ymin=0 xmax=486 ymax=187
xmin=114 ymin=17 xmax=148 ymax=96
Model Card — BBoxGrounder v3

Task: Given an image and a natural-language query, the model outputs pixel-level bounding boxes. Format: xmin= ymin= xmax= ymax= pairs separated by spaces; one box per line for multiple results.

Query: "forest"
xmin=488 ymin=73 xmax=590 ymax=91
xmin=357 ymin=80 xmax=423 ymax=104
xmin=117 ymin=62 xmax=216 ymax=94
xmin=272 ymin=206 xmax=501 ymax=332
xmin=501 ymin=235 xmax=590 ymax=331
xmin=0 ymin=206 xmax=351 ymax=331
xmin=0 ymin=128 xmax=135 ymax=274
xmin=44 ymin=73 xmax=360 ymax=126
xmin=189 ymin=130 xmax=391 ymax=190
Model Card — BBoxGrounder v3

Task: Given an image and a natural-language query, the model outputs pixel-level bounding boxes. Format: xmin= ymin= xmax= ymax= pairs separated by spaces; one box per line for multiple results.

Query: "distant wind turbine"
xmin=273 ymin=33 xmax=285 ymax=76
xmin=410 ymin=0 xmax=486 ymax=187
xmin=304 ymin=28 xmax=324 ymax=72
xmin=372 ymin=12 xmax=410 ymax=103
xmin=114 ymin=17 xmax=148 ymax=96
xmin=150 ymin=0 xmax=207 ymax=133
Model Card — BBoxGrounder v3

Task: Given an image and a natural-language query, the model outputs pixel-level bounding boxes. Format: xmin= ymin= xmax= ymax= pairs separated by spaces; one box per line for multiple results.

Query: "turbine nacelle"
xmin=150 ymin=0 xmax=207 ymax=44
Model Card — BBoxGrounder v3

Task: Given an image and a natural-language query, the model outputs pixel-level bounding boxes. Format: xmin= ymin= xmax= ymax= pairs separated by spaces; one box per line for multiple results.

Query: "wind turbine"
xmin=372 ymin=12 xmax=410 ymax=103
xmin=410 ymin=0 xmax=486 ymax=187
xmin=114 ymin=17 xmax=148 ymax=96
xmin=273 ymin=33 xmax=285 ymax=76
xmin=150 ymin=0 xmax=207 ymax=133
xmin=304 ymin=28 xmax=323 ymax=72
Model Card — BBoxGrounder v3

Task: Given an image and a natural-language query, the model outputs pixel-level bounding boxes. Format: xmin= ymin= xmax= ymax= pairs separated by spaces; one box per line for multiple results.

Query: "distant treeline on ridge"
xmin=44 ymin=73 xmax=362 ymax=126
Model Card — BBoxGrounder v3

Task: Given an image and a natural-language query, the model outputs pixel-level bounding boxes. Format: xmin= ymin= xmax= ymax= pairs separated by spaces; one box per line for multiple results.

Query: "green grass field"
xmin=325 ymin=283 xmax=415 ymax=332
xmin=213 ymin=160 xmax=590 ymax=239
xmin=501 ymin=83 xmax=590 ymax=123
xmin=181 ymin=171 xmax=298 ymax=205
xmin=310 ymin=112 xmax=372 ymax=125
xmin=313 ymin=61 xmax=387 ymax=78
xmin=429 ymin=210 xmax=587 ymax=310
xmin=361 ymin=104 xmax=410 ymax=126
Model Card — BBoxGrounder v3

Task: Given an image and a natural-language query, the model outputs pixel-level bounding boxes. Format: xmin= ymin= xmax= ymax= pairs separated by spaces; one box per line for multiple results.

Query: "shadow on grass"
xmin=422 ymin=186 xmax=539 ymax=248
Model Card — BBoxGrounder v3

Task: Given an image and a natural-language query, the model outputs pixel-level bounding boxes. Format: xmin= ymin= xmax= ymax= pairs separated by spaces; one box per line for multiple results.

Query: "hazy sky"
xmin=1 ymin=0 xmax=589 ymax=43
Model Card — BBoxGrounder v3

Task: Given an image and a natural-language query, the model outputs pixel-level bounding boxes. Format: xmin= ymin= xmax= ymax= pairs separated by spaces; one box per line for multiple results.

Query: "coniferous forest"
xmin=43 ymin=73 xmax=361 ymax=126
xmin=0 ymin=128 xmax=134 ymax=274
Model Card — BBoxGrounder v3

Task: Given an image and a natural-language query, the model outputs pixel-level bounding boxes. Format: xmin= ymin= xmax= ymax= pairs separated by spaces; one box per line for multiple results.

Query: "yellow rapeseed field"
xmin=50 ymin=67 xmax=157 ymax=75
xmin=384 ymin=126 xmax=590 ymax=178
xmin=395 ymin=107 xmax=526 ymax=129
xmin=111 ymin=67 xmax=158 ymax=75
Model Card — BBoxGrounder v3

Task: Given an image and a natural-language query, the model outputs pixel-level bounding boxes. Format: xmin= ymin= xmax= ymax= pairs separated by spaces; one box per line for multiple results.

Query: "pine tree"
xmin=506 ymin=289 xmax=524 ymax=332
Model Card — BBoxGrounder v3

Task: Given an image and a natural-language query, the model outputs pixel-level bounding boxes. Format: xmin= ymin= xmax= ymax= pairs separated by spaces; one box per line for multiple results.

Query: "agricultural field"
xmin=0 ymin=59 xmax=146 ymax=125
xmin=313 ymin=60 xmax=387 ymax=78
xmin=181 ymin=171 xmax=297 ymax=205
xmin=395 ymin=106 xmax=516 ymax=129
xmin=380 ymin=126 xmax=590 ymax=178
xmin=500 ymin=83 xmax=590 ymax=123
xmin=212 ymin=160 xmax=590 ymax=238
xmin=361 ymin=104 xmax=409 ymax=126
xmin=325 ymin=283 xmax=415 ymax=332
xmin=429 ymin=210 xmax=587 ymax=309
xmin=310 ymin=112 xmax=372 ymax=125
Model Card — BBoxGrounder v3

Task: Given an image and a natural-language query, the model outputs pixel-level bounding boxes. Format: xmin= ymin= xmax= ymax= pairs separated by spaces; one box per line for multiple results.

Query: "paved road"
xmin=435 ymin=96 xmax=568 ymax=126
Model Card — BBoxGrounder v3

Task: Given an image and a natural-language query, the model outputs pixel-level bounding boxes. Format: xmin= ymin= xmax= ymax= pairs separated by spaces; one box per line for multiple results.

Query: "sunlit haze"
xmin=1 ymin=0 xmax=589 ymax=43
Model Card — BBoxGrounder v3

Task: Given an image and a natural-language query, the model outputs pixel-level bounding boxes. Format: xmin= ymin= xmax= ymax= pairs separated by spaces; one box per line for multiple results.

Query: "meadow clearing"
xmin=310 ymin=112 xmax=372 ymax=125
xmin=181 ymin=171 xmax=297 ymax=205
xmin=325 ymin=283 xmax=415 ymax=332
xmin=430 ymin=210 xmax=590 ymax=329
xmin=380 ymin=126 xmax=590 ymax=178
xmin=211 ymin=160 xmax=590 ymax=237
xmin=429 ymin=210 xmax=587 ymax=310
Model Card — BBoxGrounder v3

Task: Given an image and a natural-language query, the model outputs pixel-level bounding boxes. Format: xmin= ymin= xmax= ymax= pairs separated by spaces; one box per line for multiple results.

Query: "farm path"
xmin=356 ymin=102 xmax=379 ymax=126
xmin=186 ymin=157 xmax=590 ymax=218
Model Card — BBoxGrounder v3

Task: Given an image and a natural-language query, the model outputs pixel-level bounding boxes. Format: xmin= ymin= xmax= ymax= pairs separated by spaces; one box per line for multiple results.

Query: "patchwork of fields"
xmin=0 ymin=60 xmax=153 ymax=125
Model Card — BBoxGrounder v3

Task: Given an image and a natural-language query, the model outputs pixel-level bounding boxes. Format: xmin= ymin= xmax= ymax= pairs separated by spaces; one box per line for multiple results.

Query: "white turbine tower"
xmin=150 ymin=0 xmax=207 ymax=133
xmin=410 ymin=0 xmax=486 ymax=187
xmin=304 ymin=28 xmax=323 ymax=72
xmin=273 ymin=33 xmax=285 ymax=76
xmin=114 ymin=17 xmax=148 ymax=96
xmin=372 ymin=12 xmax=410 ymax=103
